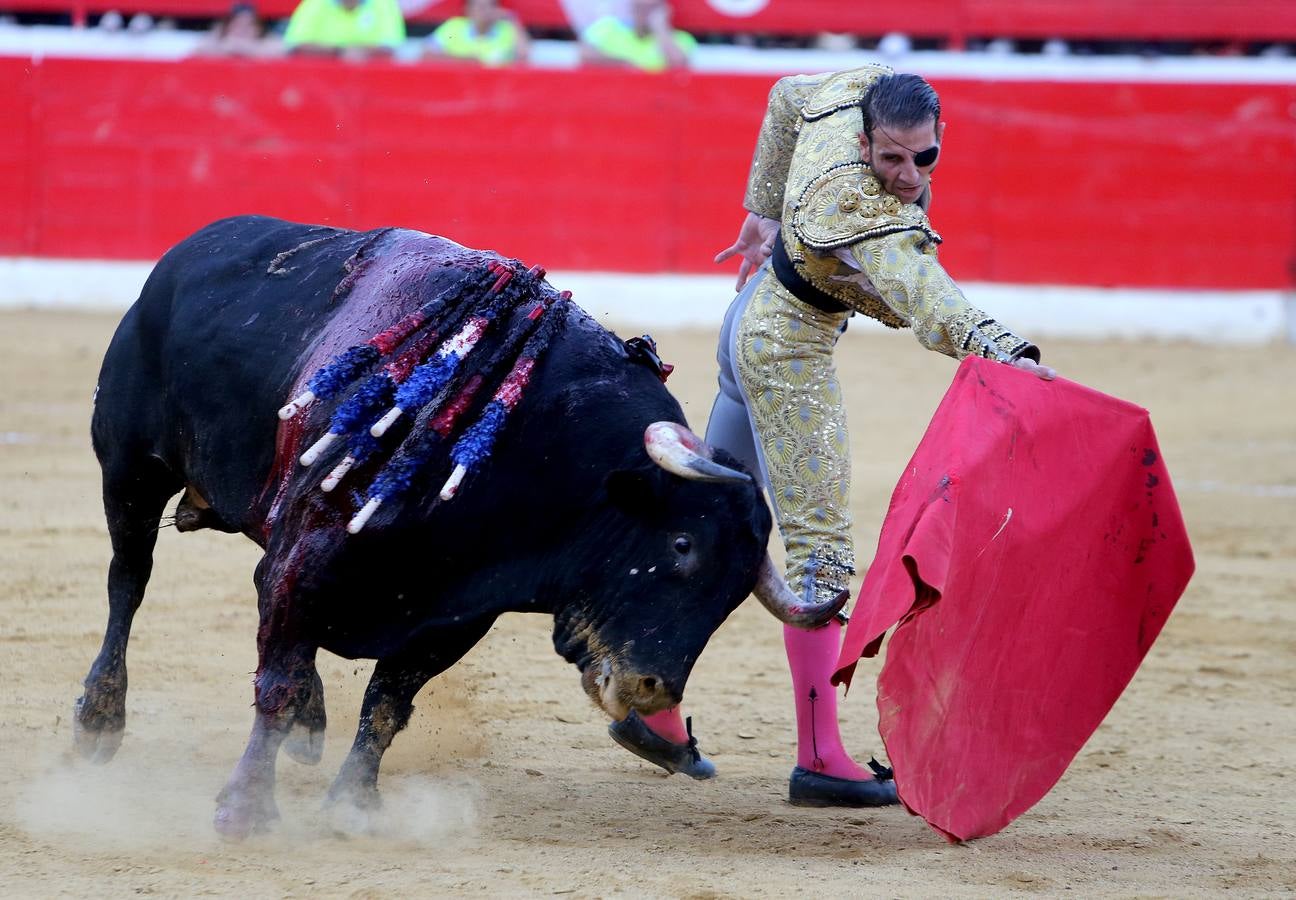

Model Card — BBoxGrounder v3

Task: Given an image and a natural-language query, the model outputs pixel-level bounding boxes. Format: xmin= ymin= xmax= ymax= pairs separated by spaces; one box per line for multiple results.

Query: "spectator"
xmin=814 ymin=31 xmax=856 ymax=52
xmin=557 ymin=0 xmax=625 ymax=35
xmin=876 ymin=31 xmax=911 ymax=58
xmin=425 ymin=0 xmax=530 ymax=66
xmin=194 ymin=3 xmax=282 ymax=57
xmin=1041 ymin=38 xmax=1070 ymax=57
xmin=282 ymin=0 xmax=406 ymax=58
xmin=579 ymin=0 xmax=694 ymax=72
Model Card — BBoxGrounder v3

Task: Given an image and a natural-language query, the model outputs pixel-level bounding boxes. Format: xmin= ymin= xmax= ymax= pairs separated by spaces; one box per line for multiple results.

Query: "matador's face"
xmin=860 ymin=119 xmax=945 ymax=206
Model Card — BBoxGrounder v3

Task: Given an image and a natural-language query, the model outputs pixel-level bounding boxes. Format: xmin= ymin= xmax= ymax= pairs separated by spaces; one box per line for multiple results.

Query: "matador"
xmin=610 ymin=66 xmax=1054 ymax=807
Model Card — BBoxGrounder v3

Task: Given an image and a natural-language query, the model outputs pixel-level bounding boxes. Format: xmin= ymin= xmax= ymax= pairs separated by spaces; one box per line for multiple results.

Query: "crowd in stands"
xmin=5 ymin=0 xmax=702 ymax=68
xmin=3 ymin=0 xmax=1292 ymax=64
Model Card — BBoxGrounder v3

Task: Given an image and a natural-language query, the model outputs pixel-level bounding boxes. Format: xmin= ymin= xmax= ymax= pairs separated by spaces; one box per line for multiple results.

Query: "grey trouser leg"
xmin=706 ymin=264 xmax=857 ymax=605
xmin=704 ymin=268 xmax=772 ymax=490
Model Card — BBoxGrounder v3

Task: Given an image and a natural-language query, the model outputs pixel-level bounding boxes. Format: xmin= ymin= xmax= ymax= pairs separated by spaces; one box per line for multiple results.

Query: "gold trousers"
xmin=726 ymin=268 xmax=857 ymax=604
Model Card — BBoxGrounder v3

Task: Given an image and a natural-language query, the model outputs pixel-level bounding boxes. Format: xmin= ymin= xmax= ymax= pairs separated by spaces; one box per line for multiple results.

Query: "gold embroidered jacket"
xmin=742 ymin=66 xmax=1037 ymax=362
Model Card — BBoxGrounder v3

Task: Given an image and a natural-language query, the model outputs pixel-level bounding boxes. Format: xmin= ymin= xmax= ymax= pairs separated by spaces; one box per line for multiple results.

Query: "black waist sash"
xmin=770 ymin=238 xmax=850 ymax=314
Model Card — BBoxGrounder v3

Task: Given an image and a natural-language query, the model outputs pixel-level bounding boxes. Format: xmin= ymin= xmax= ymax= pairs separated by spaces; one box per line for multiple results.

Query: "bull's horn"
xmin=644 ymin=422 xmax=751 ymax=484
xmin=751 ymin=554 xmax=847 ymax=628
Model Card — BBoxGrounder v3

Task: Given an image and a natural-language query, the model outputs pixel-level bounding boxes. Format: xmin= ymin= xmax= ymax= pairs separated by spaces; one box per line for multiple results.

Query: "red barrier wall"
xmin=3 ymin=55 xmax=1294 ymax=289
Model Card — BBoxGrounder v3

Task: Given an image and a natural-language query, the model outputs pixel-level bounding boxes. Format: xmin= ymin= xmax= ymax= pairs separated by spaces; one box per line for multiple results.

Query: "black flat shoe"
xmin=788 ymin=765 xmax=900 ymax=807
xmin=608 ymin=711 xmax=717 ymax=780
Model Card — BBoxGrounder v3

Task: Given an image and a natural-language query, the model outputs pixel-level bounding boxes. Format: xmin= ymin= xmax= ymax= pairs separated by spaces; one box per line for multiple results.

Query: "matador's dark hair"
xmin=860 ymin=73 xmax=941 ymax=139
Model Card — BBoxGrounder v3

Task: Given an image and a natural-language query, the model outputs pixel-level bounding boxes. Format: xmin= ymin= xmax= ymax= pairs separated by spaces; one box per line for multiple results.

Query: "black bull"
xmin=75 ymin=216 xmax=843 ymax=838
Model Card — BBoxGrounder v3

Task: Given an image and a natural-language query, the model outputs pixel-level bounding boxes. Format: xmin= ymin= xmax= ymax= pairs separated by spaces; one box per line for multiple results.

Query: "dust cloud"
xmin=15 ymin=752 xmax=481 ymax=850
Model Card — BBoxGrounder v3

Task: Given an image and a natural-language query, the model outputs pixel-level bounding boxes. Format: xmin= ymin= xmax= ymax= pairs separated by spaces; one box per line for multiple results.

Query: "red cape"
xmin=835 ymin=357 xmax=1194 ymax=842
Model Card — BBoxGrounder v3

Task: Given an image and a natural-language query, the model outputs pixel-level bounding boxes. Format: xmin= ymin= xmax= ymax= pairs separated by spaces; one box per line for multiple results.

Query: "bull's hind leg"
xmin=75 ymin=457 xmax=180 ymax=763
xmin=214 ymin=642 xmax=319 ymax=839
xmin=214 ymin=549 xmax=322 ymax=839
xmin=326 ymin=621 xmax=492 ymax=829
xmin=282 ymin=666 xmax=327 ymax=766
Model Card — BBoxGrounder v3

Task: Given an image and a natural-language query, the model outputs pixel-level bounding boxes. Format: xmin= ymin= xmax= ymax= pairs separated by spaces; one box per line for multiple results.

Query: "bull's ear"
xmin=604 ymin=469 xmax=661 ymax=515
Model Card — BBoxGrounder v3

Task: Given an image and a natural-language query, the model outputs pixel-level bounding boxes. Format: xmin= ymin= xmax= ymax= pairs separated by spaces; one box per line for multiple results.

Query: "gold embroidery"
xmin=844 ymin=232 xmax=1034 ymax=361
xmin=791 ymin=248 xmax=909 ymax=329
xmin=735 ymin=274 xmax=856 ymax=592
xmin=739 ymin=64 xmax=1035 ymax=360
xmin=799 ymin=65 xmax=891 ymax=120
xmin=792 ymin=163 xmax=939 ymax=251
xmin=726 ymin=66 xmax=1040 ymax=600
xmin=743 ymin=66 xmax=890 ymax=221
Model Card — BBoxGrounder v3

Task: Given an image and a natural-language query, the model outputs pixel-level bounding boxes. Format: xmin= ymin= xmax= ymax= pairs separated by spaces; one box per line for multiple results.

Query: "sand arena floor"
xmin=1 ymin=308 xmax=1293 ymax=897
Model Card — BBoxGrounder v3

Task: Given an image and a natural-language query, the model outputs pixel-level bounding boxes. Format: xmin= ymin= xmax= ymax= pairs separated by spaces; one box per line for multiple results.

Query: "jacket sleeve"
xmin=742 ymin=76 xmax=816 ymax=221
xmin=843 ymin=231 xmax=1040 ymax=362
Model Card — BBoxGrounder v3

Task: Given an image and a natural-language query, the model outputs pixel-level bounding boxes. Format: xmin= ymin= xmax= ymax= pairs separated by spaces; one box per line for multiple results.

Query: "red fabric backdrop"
xmin=3 ymin=55 xmax=1294 ymax=289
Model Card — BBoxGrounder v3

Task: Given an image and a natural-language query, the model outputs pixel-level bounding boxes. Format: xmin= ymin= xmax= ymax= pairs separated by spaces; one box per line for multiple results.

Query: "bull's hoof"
xmin=787 ymin=767 xmax=900 ymax=808
xmin=324 ymin=780 xmax=382 ymax=836
xmin=72 ymin=718 xmax=124 ymax=764
xmin=283 ymin=723 xmax=325 ymax=766
xmin=73 ymin=694 xmax=125 ymax=764
xmin=608 ymin=710 xmax=717 ymax=780
xmin=213 ymin=788 xmax=280 ymax=840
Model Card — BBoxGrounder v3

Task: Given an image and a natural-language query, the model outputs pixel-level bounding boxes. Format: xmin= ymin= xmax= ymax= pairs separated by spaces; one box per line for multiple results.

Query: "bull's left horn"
xmin=751 ymin=554 xmax=847 ymax=628
xmin=644 ymin=422 xmax=751 ymax=484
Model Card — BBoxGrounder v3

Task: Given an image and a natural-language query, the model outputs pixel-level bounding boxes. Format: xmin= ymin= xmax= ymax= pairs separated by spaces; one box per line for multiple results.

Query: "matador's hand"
xmin=1012 ymin=356 xmax=1057 ymax=380
xmin=714 ymin=212 xmax=780 ymax=291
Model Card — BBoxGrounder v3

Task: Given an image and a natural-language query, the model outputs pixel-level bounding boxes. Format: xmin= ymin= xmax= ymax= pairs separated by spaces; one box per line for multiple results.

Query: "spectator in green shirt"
xmin=283 ymin=0 xmax=406 ymax=58
xmin=580 ymin=0 xmax=695 ymax=72
xmin=425 ymin=0 xmax=530 ymax=66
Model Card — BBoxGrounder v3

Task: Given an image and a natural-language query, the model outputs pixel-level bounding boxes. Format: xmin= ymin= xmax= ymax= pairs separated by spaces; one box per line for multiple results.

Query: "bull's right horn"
xmin=751 ymin=554 xmax=847 ymax=629
xmin=644 ymin=422 xmax=751 ymax=484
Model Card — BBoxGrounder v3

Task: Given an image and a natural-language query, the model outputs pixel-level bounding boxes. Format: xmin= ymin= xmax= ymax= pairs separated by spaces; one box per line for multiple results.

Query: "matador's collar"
xmin=791 ymin=162 xmax=940 ymax=251
xmin=798 ymin=65 xmax=892 ymax=121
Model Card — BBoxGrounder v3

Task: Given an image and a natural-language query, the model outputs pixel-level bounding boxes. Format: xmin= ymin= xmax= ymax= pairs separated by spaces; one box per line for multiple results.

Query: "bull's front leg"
xmin=326 ymin=621 xmax=491 ymax=831
xmin=325 ymin=658 xmax=435 ymax=829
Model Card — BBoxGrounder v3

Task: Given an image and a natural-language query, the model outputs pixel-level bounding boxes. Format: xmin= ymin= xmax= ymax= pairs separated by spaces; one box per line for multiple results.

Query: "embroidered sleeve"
xmin=844 ymin=231 xmax=1040 ymax=362
xmin=742 ymin=76 xmax=816 ymax=220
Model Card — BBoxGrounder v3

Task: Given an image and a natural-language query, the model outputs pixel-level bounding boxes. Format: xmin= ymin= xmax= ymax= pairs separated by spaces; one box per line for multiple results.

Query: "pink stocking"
xmin=639 ymin=707 xmax=690 ymax=745
xmin=784 ymin=620 xmax=874 ymax=781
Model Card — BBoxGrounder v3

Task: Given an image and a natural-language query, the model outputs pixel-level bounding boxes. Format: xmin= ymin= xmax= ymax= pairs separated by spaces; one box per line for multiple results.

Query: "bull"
xmin=74 ymin=215 xmax=844 ymax=838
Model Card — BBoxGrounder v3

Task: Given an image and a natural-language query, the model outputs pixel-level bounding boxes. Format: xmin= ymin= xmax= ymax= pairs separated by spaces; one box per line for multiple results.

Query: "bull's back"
xmin=93 ymin=216 xmax=376 ymax=529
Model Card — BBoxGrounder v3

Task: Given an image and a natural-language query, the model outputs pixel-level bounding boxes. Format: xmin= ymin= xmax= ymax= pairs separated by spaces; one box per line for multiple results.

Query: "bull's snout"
xmin=628 ymin=672 xmax=678 ymax=710
xmin=580 ymin=658 xmax=681 ymax=721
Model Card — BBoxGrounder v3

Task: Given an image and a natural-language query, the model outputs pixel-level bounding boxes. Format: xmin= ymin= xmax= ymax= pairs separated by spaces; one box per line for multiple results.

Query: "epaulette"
xmin=791 ymin=162 xmax=940 ymax=250
xmin=799 ymin=64 xmax=892 ymax=121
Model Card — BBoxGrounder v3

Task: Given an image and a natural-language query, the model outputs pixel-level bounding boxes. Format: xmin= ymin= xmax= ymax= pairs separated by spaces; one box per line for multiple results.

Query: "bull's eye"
xmin=673 ymin=535 xmax=692 ymax=555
